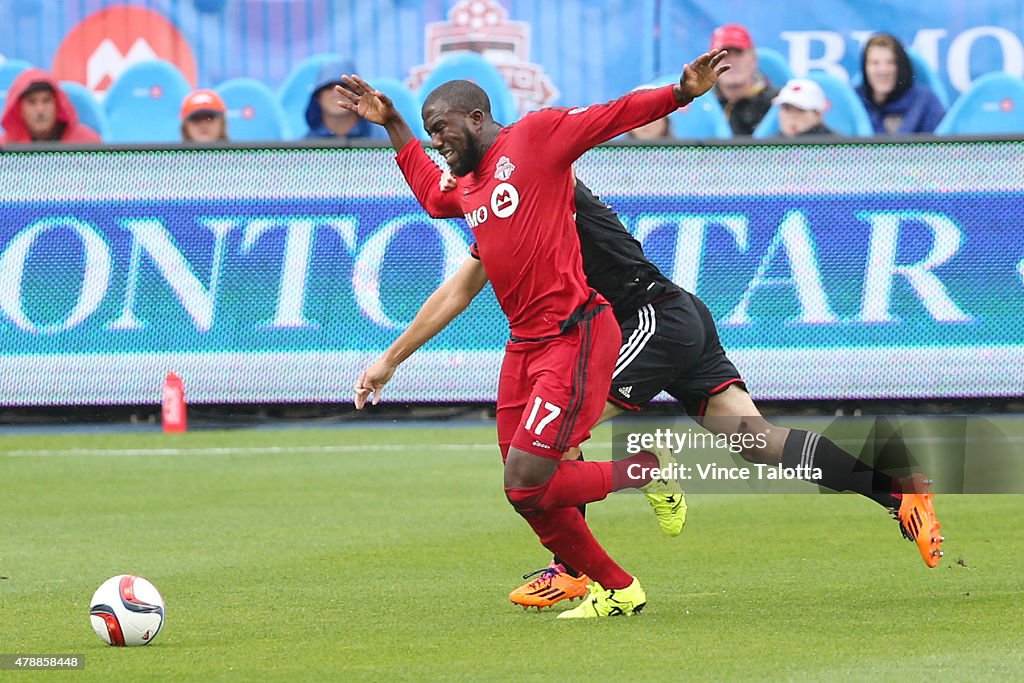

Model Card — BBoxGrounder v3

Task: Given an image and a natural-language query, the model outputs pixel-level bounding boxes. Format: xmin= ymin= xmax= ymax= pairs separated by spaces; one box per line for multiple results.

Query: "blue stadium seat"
xmin=851 ymin=47 xmax=950 ymax=109
xmin=614 ymin=76 xmax=730 ymax=141
xmin=416 ymin=52 xmax=518 ymax=126
xmin=906 ymin=49 xmax=950 ymax=109
xmin=60 ymin=80 xmax=108 ymax=141
xmin=0 ymin=59 xmax=32 ymax=100
xmin=756 ymin=47 xmax=793 ymax=88
xmin=368 ymin=77 xmax=425 ymax=140
xmin=103 ymin=60 xmax=191 ymax=143
xmin=276 ymin=53 xmax=346 ymax=141
xmin=807 ymin=71 xmax=873 ymax=136
xmin=755 ymin=71 xmax=873 ymax=137
xmin=670 ymin=92 xmax=732 ymax=139
xmin=216 ymin=77 xmax=290 ymax=142
xmin=752 ymin=107 xmax=781 ymax=138
xmin=0 ymin=59 xmax=33 ymax=134
xmin=935 ymin=72 xmax=1024 ymax=135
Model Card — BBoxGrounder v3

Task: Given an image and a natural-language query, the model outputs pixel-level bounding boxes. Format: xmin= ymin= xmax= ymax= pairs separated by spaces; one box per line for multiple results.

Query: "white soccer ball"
xmin=89 ymin=575 xmax=165 ymax=646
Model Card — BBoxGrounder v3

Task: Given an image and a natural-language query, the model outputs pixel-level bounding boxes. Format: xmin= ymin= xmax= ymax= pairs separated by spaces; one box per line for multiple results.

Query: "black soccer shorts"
xmin=608 ymin=291 xmax=746 ymax=417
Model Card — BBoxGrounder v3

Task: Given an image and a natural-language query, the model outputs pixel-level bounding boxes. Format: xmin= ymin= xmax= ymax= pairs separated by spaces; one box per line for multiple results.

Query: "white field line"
xmin=4 ymin=441 xmax=616 ymax=458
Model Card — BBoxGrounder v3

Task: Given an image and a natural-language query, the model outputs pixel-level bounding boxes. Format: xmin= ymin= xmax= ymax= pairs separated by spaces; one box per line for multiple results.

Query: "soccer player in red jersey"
xmin=354 ymin=167 xmax=945 ymax=610
xmin=340 ymin=51 xmax=730 ymax=618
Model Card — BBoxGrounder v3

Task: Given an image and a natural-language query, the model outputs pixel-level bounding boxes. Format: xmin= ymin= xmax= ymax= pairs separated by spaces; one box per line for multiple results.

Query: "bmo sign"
xmin=51 ymin=5 xmax=197 ymax=96
xmin=781 ymin=26 xmax=1024 ymax=93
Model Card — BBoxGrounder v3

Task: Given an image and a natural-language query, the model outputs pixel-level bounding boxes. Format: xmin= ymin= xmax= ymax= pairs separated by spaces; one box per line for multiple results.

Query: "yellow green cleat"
xmin=640 ymin=447 xmax=687 ymax=536
xmin=556 ymin=577 xmax=647 ymax=619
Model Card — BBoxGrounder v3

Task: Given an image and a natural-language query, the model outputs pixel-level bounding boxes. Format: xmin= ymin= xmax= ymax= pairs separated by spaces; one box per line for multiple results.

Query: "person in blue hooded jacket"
xmin=305 ymin=59 xmax=373 ymax=139
xmin=856 ymin=33 xmax=945 ymax=135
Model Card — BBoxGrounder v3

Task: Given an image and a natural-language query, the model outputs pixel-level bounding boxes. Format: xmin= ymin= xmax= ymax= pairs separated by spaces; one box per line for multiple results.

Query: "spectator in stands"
xmin=180 ymin=89 xmax=229 ymax=142
xmin=0 ymin=68 xmax=101 ymax=144
xmin=856 ymin=33 xmax=945 ymax=134
xmin=627 ymin=117 xmax=672 ymax=140
xmin=305 ymin=58 xmax=372 ymax=139
xmin=774 ymin=78 xmax=834 ymax=137
xmin=710 ymin=23 xmax=778 ymax=135
xmin=625 ymin=85 xmax=673 ymax=140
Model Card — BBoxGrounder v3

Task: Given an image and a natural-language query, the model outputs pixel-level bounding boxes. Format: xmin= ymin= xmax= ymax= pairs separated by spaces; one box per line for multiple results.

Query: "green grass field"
xmin=1 ymin=422 xmax=1022 ymax=681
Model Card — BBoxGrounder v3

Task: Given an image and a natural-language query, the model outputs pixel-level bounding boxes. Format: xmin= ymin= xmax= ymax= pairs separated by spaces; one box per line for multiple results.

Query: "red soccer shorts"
xmin=496 ymin=307 xmax=621 ymax=461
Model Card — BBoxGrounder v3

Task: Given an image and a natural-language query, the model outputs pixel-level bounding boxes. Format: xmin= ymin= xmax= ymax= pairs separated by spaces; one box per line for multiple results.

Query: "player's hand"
xmin=674 ymin=49 xmax=731 ymax=104
xmin=439 ymin=169 xmax=457 ymax=192
xmin=336 ymin=75 xmax=400 ymax=126
xmin=353 ymin=358 xmax=397 ymax=409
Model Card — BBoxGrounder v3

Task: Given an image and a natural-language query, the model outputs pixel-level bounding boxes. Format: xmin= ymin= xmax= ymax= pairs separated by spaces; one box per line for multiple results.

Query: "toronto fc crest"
xmin=494 ymin=156 xmax=516 ymax=181
xmin=407 ymin=0 xmax=559 ymax=117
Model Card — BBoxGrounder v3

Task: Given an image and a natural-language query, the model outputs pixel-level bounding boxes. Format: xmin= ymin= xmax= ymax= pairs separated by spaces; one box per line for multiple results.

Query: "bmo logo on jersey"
xmin=490 ymin=182 xmax=520 ymax=219
xmin=464 ymin=182 xmax=520 ymax=227
xmin=464 ymin=205 xmax=488 ymax=227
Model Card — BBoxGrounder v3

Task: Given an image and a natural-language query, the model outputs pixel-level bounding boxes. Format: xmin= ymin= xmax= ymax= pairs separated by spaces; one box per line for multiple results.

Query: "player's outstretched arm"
xmin=354 ymin=257 xmax=489 ymax=408
xmin=336 ymin=74 xmax=417 ymax=151
xmin=538 ymin=49 xmax=731 ymax=165
xmin=339 ymin=75 xmax=461 ymax=219
xmin=673 ymin=48 xmax=731 ymax=106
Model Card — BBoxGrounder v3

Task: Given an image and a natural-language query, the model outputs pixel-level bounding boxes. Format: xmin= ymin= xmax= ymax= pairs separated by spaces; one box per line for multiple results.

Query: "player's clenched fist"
xmin=439 ymin=169 xmax=457 ymax=192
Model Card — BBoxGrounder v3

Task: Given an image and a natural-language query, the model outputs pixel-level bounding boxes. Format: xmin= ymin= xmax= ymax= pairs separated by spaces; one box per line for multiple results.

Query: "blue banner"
xmin=1 ymin=140 xmax=1023 ymax=405
xmin=2 ymin=0 xmax=1023 ymax=115
xmin=1 ymin=198 xmax=486 ymax=353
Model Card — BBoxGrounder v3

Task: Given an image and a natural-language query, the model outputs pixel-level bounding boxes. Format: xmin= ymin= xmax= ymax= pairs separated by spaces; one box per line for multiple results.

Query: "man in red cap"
xmin=710 ymin=23 xmax=779 ymax=135
xmin=0 ymin=68 xmax=101 ymax=144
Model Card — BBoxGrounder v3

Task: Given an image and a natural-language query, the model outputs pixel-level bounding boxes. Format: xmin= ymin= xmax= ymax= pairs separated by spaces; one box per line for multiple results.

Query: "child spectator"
xmin=774 ymin=78 xmax=834 ymax=137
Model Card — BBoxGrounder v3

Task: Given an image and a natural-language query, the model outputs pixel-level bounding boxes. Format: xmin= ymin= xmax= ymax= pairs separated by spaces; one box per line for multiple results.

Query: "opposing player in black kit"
xmin=503 ymin=178 xmax=943 ymax=608
xmin=356 ymin=173 xmax=945 ymax=609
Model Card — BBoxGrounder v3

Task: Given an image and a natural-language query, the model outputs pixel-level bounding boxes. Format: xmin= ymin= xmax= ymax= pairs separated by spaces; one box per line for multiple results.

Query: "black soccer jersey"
xmin=572 ymin=178 xmax=681 ymax=321
xmin=470 ymin=177 xmax=681 ymax=322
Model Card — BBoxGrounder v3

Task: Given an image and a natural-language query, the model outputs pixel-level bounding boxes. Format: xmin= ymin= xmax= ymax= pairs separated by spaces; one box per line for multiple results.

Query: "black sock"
xmin=553 ymin=452 xmax=586 ymax=578
xmin=781 ymin=429 xmax=898 ymax=508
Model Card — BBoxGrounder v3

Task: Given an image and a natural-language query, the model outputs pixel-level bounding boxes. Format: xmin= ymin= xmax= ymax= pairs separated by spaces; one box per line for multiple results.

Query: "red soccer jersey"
xmin=395 ymin=85 xmax=679 ymax=339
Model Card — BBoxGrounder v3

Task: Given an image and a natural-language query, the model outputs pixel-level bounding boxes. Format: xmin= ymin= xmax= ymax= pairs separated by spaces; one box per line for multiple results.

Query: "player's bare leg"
xmin=702 ymin=385 xmax=943 ymax=567
xmin=503 ymin=446 xmax=560 ymax=488
xmin=510 ymin=401 xmax=685 ymax=609
xmin=509 ymin=443 xmax=597 ymax=610
xmin=572 ymin=402 xmax=688 ymax=538
xmin=595 ymin=401 xmax=626 ymax=427
xmin=702 ymin=384 xmax=786 ymax=464
xmin=503 ymin=445 xmax=650 ymax=615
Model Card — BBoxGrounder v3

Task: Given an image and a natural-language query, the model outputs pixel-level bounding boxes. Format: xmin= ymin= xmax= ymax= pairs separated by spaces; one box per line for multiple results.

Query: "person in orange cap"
xmin=180 ymin=89 xmax=228 ymax=142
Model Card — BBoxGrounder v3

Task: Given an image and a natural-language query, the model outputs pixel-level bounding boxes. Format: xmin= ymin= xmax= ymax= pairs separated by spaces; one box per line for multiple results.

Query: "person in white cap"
xmin=774 ymin=77 xmax=834 ymax=137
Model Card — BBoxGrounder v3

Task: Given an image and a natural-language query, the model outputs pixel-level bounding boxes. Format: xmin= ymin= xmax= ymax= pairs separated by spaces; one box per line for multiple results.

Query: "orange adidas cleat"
xmin=509 ymin=562 xmax=589 ymax=610
xmin=895 ymin=474 xmax=944 ymax=568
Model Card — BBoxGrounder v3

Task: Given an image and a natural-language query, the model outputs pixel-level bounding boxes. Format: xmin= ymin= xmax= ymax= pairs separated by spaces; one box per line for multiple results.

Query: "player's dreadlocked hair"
xmin=422 ymin=80 xmax=492 ymax=116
